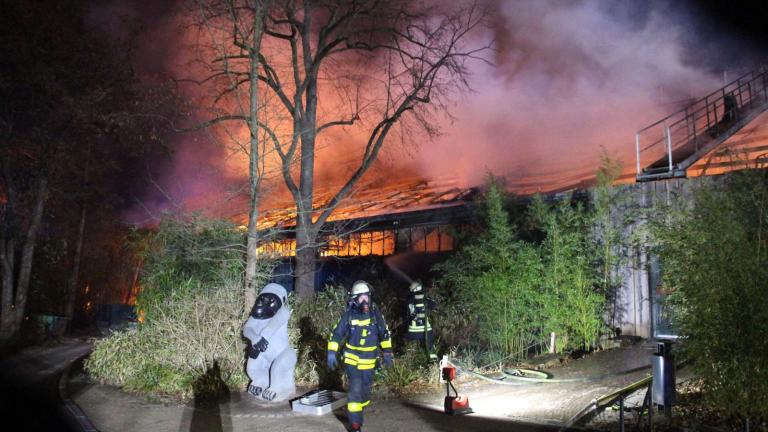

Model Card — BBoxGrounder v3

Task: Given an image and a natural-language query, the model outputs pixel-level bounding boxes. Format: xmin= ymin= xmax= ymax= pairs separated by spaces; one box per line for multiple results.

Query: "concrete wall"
xmin=603 ymin=176 xmax=712 ymax=338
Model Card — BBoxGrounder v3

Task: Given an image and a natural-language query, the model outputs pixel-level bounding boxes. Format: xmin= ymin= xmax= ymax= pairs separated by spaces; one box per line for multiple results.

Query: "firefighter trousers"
xmin=345 ymin=365 xmax=374 ymax=427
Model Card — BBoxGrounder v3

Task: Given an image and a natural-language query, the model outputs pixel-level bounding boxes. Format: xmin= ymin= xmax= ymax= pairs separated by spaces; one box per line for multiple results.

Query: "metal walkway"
xmin=635 ymin=67 xmax=768 ymax=181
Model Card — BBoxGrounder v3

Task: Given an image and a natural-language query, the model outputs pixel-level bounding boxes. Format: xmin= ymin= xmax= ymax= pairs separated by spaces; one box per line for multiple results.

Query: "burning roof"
xmin=247 ymin=177 xmax=478 ymax=230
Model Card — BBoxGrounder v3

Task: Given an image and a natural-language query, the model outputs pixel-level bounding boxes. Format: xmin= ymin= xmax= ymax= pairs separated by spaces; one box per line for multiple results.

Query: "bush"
xmin=435 ymin=179 xmax=544 ymax=360
xmin=376 ymin=342 xmax=438 ymax=395
xmin=530 ymin=194 xmax=605 ymax=352
xmin=652 ymin=170 xmax=768 ymax=422
xmin=289 ymin=285 xmax=348 ymax=387
xmin=86 ymin=215 xmax=271 ymax=400
xmin=136 ymin=215 xmax=249 ymax=324
xmin=435 ymin=175 xmax=607 ymax=360
xmin=87 ymin=273 xmax=251 ymax=400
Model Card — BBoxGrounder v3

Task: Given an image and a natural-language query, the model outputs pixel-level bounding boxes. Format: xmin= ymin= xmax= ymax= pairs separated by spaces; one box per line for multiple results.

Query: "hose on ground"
xmin=501 ymin=368 xmax=588 ymax=383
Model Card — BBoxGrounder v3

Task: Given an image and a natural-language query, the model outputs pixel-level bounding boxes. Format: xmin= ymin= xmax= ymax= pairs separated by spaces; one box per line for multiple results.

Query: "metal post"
xmin=618 ymin=396 xmax=625 ymax=432
xmin=664 ymin=121 xmax=673 ymax=173
xmin=691 ymin=110 xmax=698 ymax=151
xmin=635 ymin=133 xmax=641 ymax=176
xmin=648 ymin=382 xmax=653 ymax=432
xmin=737 ymin=79 xmax=744 ymax=107
xmin=685 ymin=107 xmax=697 ymax=152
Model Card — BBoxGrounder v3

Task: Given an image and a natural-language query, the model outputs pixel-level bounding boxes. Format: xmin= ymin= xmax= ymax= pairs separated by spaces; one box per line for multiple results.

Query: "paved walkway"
xmin=68 ymin=341 xmax=659 ymax=432
xmin=1 ymin=338 xmax=662 ymax=432
xmin=0 ymin=337 xmax=93 ymax=431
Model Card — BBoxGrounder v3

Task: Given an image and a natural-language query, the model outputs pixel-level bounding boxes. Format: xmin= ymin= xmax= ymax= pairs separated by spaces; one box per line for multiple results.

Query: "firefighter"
xmin=405 ymin=282 xmax=438 ymax=360
xmin=327 ymin=281 xmax=393 ymax=432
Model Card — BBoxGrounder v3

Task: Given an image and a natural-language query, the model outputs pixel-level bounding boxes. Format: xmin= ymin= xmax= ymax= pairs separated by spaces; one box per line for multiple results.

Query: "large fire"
xmin=258 ymin=225 xmax=455 ymax=258
xmin=246 ymin=177 xmax=472 ymax=230
xmin=247 ymin=176 xmax=468 ymax=257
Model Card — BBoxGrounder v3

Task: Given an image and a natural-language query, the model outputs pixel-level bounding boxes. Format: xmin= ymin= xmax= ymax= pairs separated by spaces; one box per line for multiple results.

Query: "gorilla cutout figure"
xmin=243 ymin=283 xmax=296 ymax=402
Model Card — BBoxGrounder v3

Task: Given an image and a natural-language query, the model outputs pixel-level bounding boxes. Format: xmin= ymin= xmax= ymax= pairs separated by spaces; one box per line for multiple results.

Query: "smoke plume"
xmin=90 ymin=0 xmax=766 ymax=222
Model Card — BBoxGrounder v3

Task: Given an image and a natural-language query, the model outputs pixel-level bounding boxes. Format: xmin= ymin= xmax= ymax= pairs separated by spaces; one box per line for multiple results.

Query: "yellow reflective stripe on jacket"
xmin=347 ymin=400 xmax=370 ymax=412
xmin=350 ymin=318 xmax=371 ymax=325
xmin=327 ymin=340 xmax=339 ymax=351
xmin=380 ymin=339 xmax=392 ymax=349
xmin=344 ymin=352 xmax=377 ymax=364
xmin=345 ymin=343 xmax=377 ymax=352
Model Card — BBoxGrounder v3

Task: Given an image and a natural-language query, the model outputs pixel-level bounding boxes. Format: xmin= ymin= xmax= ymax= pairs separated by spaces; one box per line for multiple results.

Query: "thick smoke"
xmin=92 ymin=0 xmax=765 ymax=223
xmin=415 ymin=0 xmax=760 ymax=191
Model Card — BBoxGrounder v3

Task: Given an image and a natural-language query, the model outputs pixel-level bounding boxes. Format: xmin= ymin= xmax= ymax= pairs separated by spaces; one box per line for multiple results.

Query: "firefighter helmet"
xmin=409 ymin=282 xmax=423 ymax=293
xmin=350 ymin=280 xmax=371 ymax=297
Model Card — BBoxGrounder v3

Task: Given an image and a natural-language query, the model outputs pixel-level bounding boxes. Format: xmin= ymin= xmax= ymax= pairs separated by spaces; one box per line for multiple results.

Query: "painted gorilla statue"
xmin=243 ymin=283 xmax=296 ymax=402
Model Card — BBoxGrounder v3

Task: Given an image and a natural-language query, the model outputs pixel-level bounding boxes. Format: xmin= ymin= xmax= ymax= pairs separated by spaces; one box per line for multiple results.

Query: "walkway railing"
xmin=636 ymin=67 xmax=768 ymax=181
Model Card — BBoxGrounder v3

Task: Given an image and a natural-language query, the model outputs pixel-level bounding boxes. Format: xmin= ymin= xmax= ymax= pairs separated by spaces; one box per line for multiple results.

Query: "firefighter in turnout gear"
xmin=405 ymin=282 xmax=438 ymax=360
xmin=327 ymin=281 xmax=393 ymax=432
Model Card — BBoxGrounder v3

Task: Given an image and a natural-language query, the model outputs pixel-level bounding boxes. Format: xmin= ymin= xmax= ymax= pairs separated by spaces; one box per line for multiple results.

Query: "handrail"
xmin=635 ymin=66 xmax=768 ymax=180
xmin=638 ymin=70 xmax=758 ymax=133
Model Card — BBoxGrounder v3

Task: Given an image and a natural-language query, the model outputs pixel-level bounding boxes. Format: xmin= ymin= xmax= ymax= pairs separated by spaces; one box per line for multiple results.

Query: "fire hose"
xmin=444 ymin=356 xmax=650 ymax=386
xmin=443 ymin=357 xmax=588 ymax=386
xmin=442 ymin=357 xmax=528 ymax=386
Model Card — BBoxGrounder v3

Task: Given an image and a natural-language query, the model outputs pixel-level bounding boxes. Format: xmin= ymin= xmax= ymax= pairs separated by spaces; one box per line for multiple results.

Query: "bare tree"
xmin=181 ymin=0 xmax=273 ymax=308
xmin=185 ymin=0 xmax=489 ymax=299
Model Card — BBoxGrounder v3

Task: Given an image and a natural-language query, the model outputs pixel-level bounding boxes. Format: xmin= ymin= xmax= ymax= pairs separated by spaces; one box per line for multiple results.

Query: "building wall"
xmin=606 ymin=175 xmax=716 ymax=338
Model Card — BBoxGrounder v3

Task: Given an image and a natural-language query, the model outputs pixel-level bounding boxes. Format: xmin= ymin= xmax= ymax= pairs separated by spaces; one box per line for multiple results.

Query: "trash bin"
xmin=31 ymin=314 xmax=70 ymax=338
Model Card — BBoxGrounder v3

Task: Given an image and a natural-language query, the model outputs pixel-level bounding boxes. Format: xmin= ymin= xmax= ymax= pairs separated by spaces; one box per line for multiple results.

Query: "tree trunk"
xmin=293 ymin=31 xmax=320 ymax=298
xmin=294 ymin=222 xmax=317 ymax=298
xmin=0 ymin=237 xmax=15 ymax=339
xmin=243 ymin=0 xmax=268 ymax=311
xmin=64 ymin=204 xmax=86 ymax=326
xmin=0 ymin=176 xmax=48 ymax=343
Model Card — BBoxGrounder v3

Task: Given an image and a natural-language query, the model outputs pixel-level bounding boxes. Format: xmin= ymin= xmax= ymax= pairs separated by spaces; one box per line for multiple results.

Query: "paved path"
xmin=0 ymin=337 xmax=93 ymax=431
xmin=0 ymin=338 xmax=660 ymax=432
xmin=68 ymin=342 xmax=658 ymax=432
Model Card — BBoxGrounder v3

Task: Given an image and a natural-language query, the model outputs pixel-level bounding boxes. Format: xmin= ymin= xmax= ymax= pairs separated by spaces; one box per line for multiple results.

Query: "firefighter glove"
xmin=255 ymin=337 xmax=269 ymax=352
xmin=327 ymin=351 xmax=338 ymax=369
xmin=382 ymin=352 xmax=394 ymax=368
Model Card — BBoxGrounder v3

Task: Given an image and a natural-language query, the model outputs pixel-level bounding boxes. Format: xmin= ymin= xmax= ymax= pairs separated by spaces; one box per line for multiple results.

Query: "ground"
xmin=3 ymin=337 xmax=727 ymax=432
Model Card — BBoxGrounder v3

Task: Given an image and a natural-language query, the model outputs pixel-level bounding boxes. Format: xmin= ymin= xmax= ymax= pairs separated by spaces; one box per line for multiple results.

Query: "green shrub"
xmin=530 ymin=194 xmax=605 ymax=352
xmin=652 ymin=170 xmax=768 ymax=422
xmin=136 ymin=215 xmax=250 ymax=324
xmin=86 ymin=215 xmax=271 ymax=400
xmin=435 ymin=174 xmax=608 ymax=359
xmin=435 ymin=179 xmax=544 ymax=360
xmin=289 ymin=285 xmax=348 ymax=387
xmin=376 ymin=342 xmax=438 ymax=394
xmin=86 ymin=276 xmax=250 ymax=399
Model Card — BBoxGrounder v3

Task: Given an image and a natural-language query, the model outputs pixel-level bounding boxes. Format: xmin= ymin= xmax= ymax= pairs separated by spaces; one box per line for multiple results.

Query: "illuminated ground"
xmin=1 ymin=337 xmax=666 ymax=431
xmin=65 ymin=341 xmax=661 ymax=432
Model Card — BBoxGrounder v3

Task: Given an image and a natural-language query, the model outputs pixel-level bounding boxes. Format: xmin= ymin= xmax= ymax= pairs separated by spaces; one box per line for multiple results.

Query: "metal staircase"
xmin=635 ymin=67 xmax=768 ymax=181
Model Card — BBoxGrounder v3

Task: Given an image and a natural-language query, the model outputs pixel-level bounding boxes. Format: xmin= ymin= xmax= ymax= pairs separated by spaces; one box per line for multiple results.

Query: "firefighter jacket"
xmin=407 ymin=293 xmax=436 ymax=334
xmin=327 ymin=305 xmax=392 ymax=370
